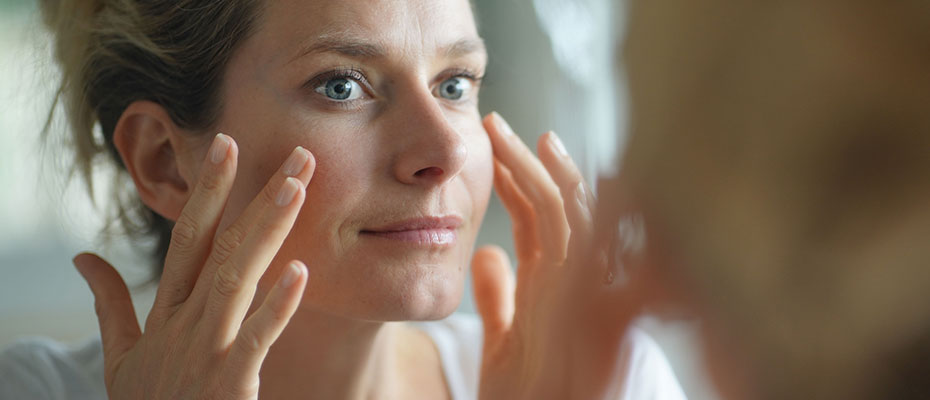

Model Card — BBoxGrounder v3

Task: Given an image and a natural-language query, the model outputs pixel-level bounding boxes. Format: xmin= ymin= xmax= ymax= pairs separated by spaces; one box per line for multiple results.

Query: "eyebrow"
xmin=289 ymin=35 xmax=487 ymax=64
xmin=442 ymin=38 xmax=487 ymax=59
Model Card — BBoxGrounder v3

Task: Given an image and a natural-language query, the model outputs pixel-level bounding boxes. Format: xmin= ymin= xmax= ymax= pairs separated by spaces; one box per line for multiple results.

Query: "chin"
xmin=397 ymin=278 xmax=464 ymax=321
xmin=370 ymin=268 xmax=466 ymax=322
xmin=301 ymin=257 xmax=468 ymax=323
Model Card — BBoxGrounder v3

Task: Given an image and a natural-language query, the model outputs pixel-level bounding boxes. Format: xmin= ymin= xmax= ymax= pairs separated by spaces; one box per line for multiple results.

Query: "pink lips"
xmin=361 ymin=216 xmax=463 ymax=246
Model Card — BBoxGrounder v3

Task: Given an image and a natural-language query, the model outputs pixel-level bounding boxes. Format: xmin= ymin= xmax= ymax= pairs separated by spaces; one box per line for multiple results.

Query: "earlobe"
xmin=112 ymin=101 xmax=192 ymax=222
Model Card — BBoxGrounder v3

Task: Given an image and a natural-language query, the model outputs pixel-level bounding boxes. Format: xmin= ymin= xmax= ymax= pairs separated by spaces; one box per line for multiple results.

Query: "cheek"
xmin=283 ymin=118 xmax=378 ymax=244
xmin=463 ymin=128 xmax=494 ymax=219
xmin=298 ymin=143 xmax=372 ymax=233
xmin=213 ymin=139 xmax=290 ymax=234
xmin=211 ymin=121 xmax=355 ymax=235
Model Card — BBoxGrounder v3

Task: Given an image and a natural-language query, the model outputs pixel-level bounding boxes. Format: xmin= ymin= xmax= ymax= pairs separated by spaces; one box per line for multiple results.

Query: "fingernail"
xmin=279 ymin=262 xmax=304 ymax=288
xmin=493 ymin=112 xmax=515 ymax=136
xmin=275 ymin=177 xmax=300 ymax=207
xmin=550 ymin=132 xmax=568 ymax=157
xmin=282 ymin=146 xmax=309 ymax=177
xmin=209 ymin=133 xmax=230 ymax=164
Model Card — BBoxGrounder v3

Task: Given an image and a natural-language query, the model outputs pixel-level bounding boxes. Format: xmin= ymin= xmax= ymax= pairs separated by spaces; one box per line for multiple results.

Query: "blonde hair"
xmin=622 ymin=1 xmax=930 ymax=398
xmin=40 ymin=0 xmax=261 ymax=271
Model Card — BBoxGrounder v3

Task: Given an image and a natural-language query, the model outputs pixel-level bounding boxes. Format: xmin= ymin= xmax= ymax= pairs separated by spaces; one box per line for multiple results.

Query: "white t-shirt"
xmin=0 ymin=313 xmax=686 ymax=400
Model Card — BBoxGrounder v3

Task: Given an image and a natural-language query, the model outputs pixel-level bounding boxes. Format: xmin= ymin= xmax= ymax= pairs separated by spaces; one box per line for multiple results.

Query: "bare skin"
xmin=72 ymin=1 xmax=649 ymax=399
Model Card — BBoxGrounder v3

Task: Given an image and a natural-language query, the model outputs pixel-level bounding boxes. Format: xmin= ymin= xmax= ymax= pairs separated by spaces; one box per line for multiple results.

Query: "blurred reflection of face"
xmin=620 ymin=2 xmax=930 ymax=399
xmin=211 ymin=0 xmax=492 ymax=321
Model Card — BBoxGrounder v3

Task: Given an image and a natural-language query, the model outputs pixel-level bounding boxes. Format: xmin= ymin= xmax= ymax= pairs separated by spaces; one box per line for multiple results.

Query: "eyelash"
xmin=303 ymin=66 xmax=486 ymax=106
xmin=440 ymin=68 xmax=485 ymax=87
xmin=303 ymin=67 xmax=370 ymax=93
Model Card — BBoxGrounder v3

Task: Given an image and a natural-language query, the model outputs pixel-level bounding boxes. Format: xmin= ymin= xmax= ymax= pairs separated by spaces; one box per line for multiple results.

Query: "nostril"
xmin=414 ymin=166 xmax=444 ymax=178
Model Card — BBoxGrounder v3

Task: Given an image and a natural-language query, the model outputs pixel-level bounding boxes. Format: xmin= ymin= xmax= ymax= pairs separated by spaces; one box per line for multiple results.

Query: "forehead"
xmin=257 ymin=0 xmax=480 ymax=61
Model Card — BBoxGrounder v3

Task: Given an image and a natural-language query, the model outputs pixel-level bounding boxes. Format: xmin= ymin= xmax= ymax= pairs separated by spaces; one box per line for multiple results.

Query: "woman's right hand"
xmin=72 ymin=134 xmax=315 ymax=399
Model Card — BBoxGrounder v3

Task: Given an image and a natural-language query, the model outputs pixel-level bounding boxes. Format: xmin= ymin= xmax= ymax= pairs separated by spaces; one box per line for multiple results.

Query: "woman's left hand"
xmin=473 ymin=113 xmax=642 ymax=400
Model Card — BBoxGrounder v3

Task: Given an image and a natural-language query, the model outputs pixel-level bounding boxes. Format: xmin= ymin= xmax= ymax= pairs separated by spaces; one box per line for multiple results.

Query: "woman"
xmin=600 ymin=0 xmax=930 ymax=399
xmin=0 ymin=0 xmax=684 ymax=399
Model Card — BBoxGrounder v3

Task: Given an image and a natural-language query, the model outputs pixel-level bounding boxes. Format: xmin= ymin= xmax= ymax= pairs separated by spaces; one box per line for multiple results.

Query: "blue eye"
xmin=437 ymin=77 xmax=472 ymax=100
xmin=315 ymin=77 xmax=362 ymax=101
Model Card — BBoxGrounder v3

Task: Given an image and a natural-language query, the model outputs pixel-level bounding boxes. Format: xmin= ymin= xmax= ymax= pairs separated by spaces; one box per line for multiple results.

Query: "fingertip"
xmin=292 ymin=177 xmax=308 ymax=207
xmin=207 ymin=133 xmax=239 ymax=168
xmin=471 ymin=245 xmax=514 ymax=336
xmin=536 ymin=132 xmax=553 ymax=161
xmin=537 ymin=131 xmax=566 ymax=159
xmin=304 ymin=149 xmax=316 ymax=170
xmin=483 ymin=111 xmax=500 ymax=126
xmin=70 ymin=253 xmax=131 ymax=306
xmin=72 ymin=252 xmax=103 ymax=276
xmin=283 ymin=146 xmax=316 ymax=187
xmin=217 ymin=134 xmax=240 ymax=177
xmin=537 ymin=131 xmax=552 ymax=146
xmin=72 ymin=251 xmax=99 ymax=263
xmin=227 ymin=134 xmax=240 ymax=160
xmin=301 ymin=149 xmax=317 ymax=185
xmin=472 ymin=247 xmax=514 ymax=292
xmin=208 ymin=133 xmax=230 ymax=165
xmin=72 ymin=252 xmax=91 ymax=266
xmin=277 ymin=261 xmax=306 ymax=289
xmin=482 ymin=113 xmax=499 ymax=139
xmin=473 ymin=245 xmax=509 ymax=268
xmin=295 ymin=260 xmax=309 ymax=280
xmin=484 ymin=111 xmax=515 ymax=139
xmin=275 ymin=177 xmax=306 ymax=208
xmin=72 ymin=254 xmax=90 ymax=279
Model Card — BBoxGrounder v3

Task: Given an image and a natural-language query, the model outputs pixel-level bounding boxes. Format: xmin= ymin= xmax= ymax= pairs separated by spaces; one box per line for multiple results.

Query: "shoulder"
xmin=413 ymin=312 xmax=483 ymax=400
xmin=616 ymin=328 xmax=689 ymax=400
xmin=0 ymin=336 xmax=106 ymax=400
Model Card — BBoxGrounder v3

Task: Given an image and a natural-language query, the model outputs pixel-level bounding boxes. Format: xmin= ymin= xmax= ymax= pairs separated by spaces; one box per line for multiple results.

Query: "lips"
xmin=361 ymin=216 xmax=463 ymax=246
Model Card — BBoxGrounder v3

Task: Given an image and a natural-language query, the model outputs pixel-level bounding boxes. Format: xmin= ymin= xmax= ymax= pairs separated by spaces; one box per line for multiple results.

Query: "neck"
xmin=249 ymin=261 xmax=452 ymax=400
xmin=258 ymin=306 xmax=404 ymax=400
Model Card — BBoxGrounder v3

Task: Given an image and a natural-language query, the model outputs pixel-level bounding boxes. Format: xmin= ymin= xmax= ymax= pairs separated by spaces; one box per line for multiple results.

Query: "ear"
xmin=112 ymin=101 xmax=193 ymax=222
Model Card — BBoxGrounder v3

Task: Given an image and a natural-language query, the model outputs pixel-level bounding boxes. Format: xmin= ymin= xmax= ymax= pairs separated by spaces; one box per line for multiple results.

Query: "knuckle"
xmin=260 ymin=181 xmax=279 ymax=206
xmin=198 ymin=168 xmax=223 ymax=192
xmin=253 ymin=214 xmax=278 ymax=236
xmin=268 ymin=302 xmax=293 ymax=325
xmin=211 ymin=263 xmax=243 ymax=299
xmin=211 ymin=225 xmax=245 ymax=265
xmin=235 ymin=327 xmax=263 ymax=354
xmin=217 ymin=376 xmax=259 ymax=399
xmin=170 ymin=218 xmax=198 ymax=251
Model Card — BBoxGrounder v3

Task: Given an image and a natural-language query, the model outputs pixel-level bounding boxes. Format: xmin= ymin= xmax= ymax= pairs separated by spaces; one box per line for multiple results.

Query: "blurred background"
xmin=0 ymin=0 xmax=716 ymax=398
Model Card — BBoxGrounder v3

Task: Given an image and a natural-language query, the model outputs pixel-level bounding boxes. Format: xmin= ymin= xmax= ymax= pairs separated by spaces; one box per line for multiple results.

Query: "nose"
xmin=391 ymin=93 xmax=468 ymax=187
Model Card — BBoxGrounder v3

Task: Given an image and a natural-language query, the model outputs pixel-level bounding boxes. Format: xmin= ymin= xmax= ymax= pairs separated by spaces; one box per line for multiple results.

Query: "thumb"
xmin=471 ymin=245 xmax=515 ymax=345
xmin=73 ymin=253 xmax=141 ymax=361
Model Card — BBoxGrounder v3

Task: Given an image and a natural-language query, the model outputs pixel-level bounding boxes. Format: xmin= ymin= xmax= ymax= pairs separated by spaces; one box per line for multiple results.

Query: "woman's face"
xmin=205 ymin=0 xmax=491 ymax=321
